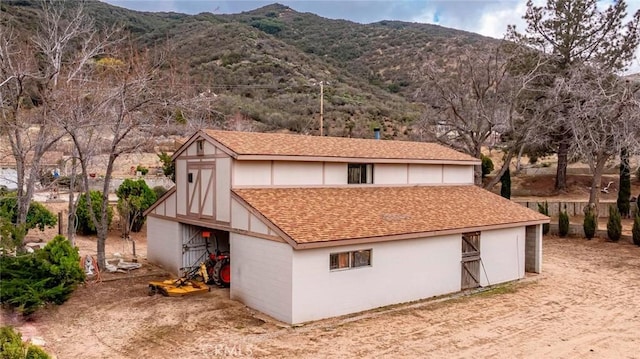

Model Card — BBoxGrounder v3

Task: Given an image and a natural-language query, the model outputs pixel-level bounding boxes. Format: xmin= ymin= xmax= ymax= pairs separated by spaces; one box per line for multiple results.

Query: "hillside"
xmin=1 ymin=0 xmax=501 ymax=139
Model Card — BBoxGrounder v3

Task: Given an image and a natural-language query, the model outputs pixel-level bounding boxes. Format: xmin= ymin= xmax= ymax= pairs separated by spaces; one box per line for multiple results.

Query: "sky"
xmin=102 ymin=0 xmax=640 ymax=74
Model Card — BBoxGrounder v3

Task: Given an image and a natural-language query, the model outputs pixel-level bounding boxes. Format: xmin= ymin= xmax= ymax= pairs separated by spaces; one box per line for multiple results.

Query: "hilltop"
xmin=2 ymin=0 xmax=501 ymax=138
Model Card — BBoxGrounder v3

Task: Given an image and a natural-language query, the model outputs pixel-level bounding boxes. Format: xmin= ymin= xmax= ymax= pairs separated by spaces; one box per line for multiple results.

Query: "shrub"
xmin=481 ymin=154 xmax=494 ymax=178
xmin=116 ymin=179 xmax=157 ymax=233
xmin=157 ymin=151 xmax=175 ymax=182
xmin=0 ymin=197 xmax=57 ymax=232
xmin=76 ymin=191 xmax=113 ymax=235
xmin=500 ymin=167 xmax=511 ymax=199
xmin=633 ymin=213 xmax=640 ymax=246
xmin=135 ymin=165 xmax=149 ymax=176
xmin=152 ymin=186 xmax=167 ymax=199
xmin=537 ymin=201 xmax=549 ymax=234
xmin=0 ymin=235 xmax=84 ymax=315
xmin=559 ymin=206 xmax=570 ymax=237
xmin=0 ymin=198 xmax=57 ymax=252
xmin=0 ymin=326 xmax=51 ymax=358
xmin=606 ymin=206 xmax=622 ymax=242
xmin=583 ymin=210 xmax=597 ymax=240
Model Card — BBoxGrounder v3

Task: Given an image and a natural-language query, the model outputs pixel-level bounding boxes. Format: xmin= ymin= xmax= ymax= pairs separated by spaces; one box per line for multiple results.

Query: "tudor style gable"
xmin=173 ymin=135 xmax=231 ymax=225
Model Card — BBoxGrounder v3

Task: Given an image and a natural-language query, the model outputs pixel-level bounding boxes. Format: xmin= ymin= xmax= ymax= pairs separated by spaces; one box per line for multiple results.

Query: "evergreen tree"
xmin=559 ymin=205 xmax=570 ymax=237
xmin=0 ymin=236 xmax=84 ymax=315
xmin=538 ymin=201 xmax=550 ymax=234
xmin=633 ymin=213 xmax=640 ymax=246
xmin=607 ymin=206 xmax=622 ymax=242
xmin=583 ymin=209 xmax=597 ymax=240
xmin=500 ymin=167 xmax=511 ymax=199
xmin=617 ymin=148 xmax=631 ymax=217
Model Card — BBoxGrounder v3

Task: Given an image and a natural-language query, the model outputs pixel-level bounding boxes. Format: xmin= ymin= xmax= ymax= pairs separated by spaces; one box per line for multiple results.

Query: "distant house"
xmin=145 ymin=130 xmax=548 ymax=324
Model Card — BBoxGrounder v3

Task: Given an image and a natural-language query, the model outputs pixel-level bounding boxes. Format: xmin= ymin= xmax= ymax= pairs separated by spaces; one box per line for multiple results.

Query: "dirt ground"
xmin=3 ymin=173 xmax=640 ymax=358
xmin=3 ymin=235 xmax=640 ymax=358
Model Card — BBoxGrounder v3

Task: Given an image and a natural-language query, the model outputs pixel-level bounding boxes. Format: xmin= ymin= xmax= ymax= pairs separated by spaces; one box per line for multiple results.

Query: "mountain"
xmin=1 ymin=1 xmax=501 ymax=139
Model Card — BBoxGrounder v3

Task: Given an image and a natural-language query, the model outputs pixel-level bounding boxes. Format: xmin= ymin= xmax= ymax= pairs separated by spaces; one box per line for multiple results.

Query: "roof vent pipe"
xmin=374 ymin=127 xmax=380 ymax=140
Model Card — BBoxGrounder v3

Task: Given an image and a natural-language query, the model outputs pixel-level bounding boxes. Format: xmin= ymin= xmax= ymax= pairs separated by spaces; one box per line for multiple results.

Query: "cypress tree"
xmin=559 ymin=205 xmax=570 ymax=237
xmin=500 ymin=167 xmax=511 ymax=199
xmin=617 ymin=148 xmax=631 ymax=217
xmin=584 ymin=209 xmax=597 ymax=240
xmin=538 ymin=201 xmax=550 ymax=234
xmin=633 ymin=213 xmax=640 ymax=246
xmin=607 ymin=206 xmax=622 ymax=242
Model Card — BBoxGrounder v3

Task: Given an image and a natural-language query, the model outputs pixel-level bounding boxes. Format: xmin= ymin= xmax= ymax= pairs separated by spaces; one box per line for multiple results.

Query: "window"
xmin=196 ymin=140 xmax=204 ymax=156
xmin=348 ymin=163 xmax=373 ymax=184
xmin=188 ymin=173 xmax=193 ymax=183
xmin=330 ymin=249 xmax=372 ymax=270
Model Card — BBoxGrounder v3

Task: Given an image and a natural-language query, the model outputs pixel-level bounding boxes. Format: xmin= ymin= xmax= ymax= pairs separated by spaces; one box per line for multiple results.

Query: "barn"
xmin=145 ymin=130 xmax=548 ymax=324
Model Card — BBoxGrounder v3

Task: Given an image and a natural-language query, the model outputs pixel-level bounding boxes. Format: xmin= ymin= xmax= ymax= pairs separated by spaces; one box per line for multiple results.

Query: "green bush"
xmin=559 ymin=206 xmax=570 ymax=237
xmin=481 ymin=154 xmax=494 ymax=178
xmin=537 ymin=201 xmax=549 ymax=234
xmin=135 ymin=165 xmax=149 ymax=176
xmin=0 ymin=197 xmax=57 ymax=252
xmin=0 ymin=326 xmax=51 ymax=358
xmin=76 ymin=191 xmax=112 ymax=235
xmin=0 ymin=197 xmax=57 ymax=232
xmin=583 ymin=210 xmax=597 ymax=240
xmin=606 ymin=206 xmax=622 ymax=242
xmin=116 ymin=179 xmax=157 ymax=233
xmin=0 ymin=236 xmax=84 ymax=315
xmin=157 ymin=151 xmax=175 ymax=182
xmin=152 ymin=186 xmax=167 ymax=199
xmin=633 ymin=214 xmax=640 ymax=246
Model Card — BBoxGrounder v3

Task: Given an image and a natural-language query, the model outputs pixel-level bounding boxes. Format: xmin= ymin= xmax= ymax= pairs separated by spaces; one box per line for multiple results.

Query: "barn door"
xmin=181 ymin=225 xmax=212 ymax=271
xmin=461 ymin=232 xmax=481 ymax=289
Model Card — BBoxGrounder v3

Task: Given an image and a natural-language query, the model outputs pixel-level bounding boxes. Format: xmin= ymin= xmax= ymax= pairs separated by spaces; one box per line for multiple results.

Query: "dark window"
xmin=330 ymin=249 xmax=372 ymax=271
xmin=196 ymin=140 xmax=204 ymax=156
xmin=188 ymin=173 xmax=193 ymax=183
xmin=348 ymin=164 xmax=373 ymax=184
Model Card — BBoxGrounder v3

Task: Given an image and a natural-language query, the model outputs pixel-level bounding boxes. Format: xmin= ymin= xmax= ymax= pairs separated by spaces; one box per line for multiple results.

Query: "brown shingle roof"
xmin=233 ymin=186 xmax=548 ymax=246
xmin=203 ymin=130 xmax=477 ymax=163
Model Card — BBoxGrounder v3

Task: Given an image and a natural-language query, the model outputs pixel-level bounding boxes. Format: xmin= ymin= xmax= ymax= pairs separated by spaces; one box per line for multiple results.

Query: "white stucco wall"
xmin=175 ymin=159 xmax=187 ymax=215
xmin=273 ymin=162 xmax=323 ymax=185
xmin=146 ymin=216 xmax=182 ymax=276
xmin=442 ymin=165 xmax=474 ymax=184
xmin=230 ymin=234 xmax=293 ymax=323
xmin=479 ymin=227 xmax=526 ymax=286
xmin=233 ymin=161 xmax=271 ymax=186
xmin=165 ymin=191 xmax=176 ymax=217
xmin=216 ymin=157 xmax=231 ymax=222
xmin=290 ymin=235 xmax=461 ymax=324
xmin=408 ymin=164 xmax=443 ymax=184
xmin=324 ymin=163 xmax=346 ymax=185
xmin=374 ymin=164 xmax=408 ymax=185
xmin=231 ymin=199 xmax=249 ymax=231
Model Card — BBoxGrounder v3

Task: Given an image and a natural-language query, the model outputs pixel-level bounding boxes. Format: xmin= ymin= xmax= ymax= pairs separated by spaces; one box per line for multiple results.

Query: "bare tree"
xmin=507 ymin=0 xmax=640 ymax=191
xmin=0 ymin=0 xmax=119 ymax=240
xmin=415 ymin=45 xmax=552 ymax=188
xmin=557 ymin=66 xmax=640 ymax=213
xmin=0 ymin=23 xmax=65 ymax=230
xmin=62 ymin=45 xmax=168 ymax=268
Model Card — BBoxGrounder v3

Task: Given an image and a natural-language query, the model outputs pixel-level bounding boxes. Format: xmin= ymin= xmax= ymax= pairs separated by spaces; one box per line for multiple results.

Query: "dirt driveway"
xmin=3 ymin=235 xmax=640 ymax=358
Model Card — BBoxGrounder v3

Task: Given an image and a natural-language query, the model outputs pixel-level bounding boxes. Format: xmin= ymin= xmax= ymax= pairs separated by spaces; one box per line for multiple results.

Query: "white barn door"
xmin=181 ymin=224 xmax=212 ymax=272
